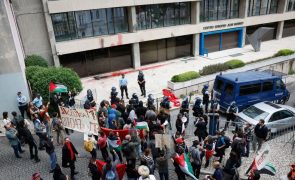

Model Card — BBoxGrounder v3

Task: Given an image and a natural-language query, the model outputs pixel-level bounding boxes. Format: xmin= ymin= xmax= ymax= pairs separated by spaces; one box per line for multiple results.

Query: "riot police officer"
xmin=110 ymin=87 xmax=118 ymax=105
xmin=224 ymin=101 xmax=239 ymax=131
xmin=192 ymin=97 xmax=204 ymax=118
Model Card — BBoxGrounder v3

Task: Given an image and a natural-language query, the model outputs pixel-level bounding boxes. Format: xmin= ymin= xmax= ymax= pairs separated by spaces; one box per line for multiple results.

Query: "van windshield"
xmin=243 ymin=106 xmax=269 ymax=121
xmin=214 ymin=79 xmax=224 ymax=92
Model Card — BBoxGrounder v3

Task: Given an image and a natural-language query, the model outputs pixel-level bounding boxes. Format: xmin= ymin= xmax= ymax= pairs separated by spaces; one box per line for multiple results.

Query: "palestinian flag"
xmin=107 ymin=137 xmax=122 ymax=151
xmin=173 ymin=153 xmax=198 ymax=180
xmin=101 ymin=127 xmax=130 ymax=140
xmin=258 ymin=163 xmax=276 ymax=176
xmin=49 ymin=82 xmax=68 ymax=93
xmin=135 ymin=121 xmax=149 ymax=131
xmin=96 ymin=160 xmax=126 ymax=180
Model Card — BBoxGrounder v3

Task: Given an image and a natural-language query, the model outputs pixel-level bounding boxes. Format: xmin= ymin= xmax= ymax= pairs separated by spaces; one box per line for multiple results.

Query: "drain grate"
xmin=230 ymin=53 xmax=243 ymax=57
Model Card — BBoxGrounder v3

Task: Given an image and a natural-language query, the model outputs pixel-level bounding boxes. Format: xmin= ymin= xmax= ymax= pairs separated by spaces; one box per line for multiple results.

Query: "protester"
xmin=42 ymin=136 xmax=57 ymax=173
xmin=97 ymin=131 xmax=109 ymax=161
xmin=223 ymin=152 xmax=241 ymax=180
xmin=189 ymin=140 xmax=201 ymax=178
xmin=52 ymin=112 xmax=65 ymax=145
xmin=175 ymin=113 xmax=184 ymax=134
xmin=156 ymin=149 xmax=169 ymax=180
xmin=88 ymin=157 xmax=101 ymax=180
xmin=28 ymin=102 xmax=39 ymax=120
xmin=253 ymin=119 xmax=268 ymax=153
xmin=53 ymin=164 xmax=68 ymax=180
xmin=3 ymin=111 xmax=11 ymax=128
xmin=231 ymin=131 xmax=245 ymax=161
xmin=62 ymin=137 xmax=79 ymax=179
xmin=107 ymin=131 xmax=123 ymax=162
xmin=244 ymin=123 xmax=253 ymax=157
xmin=203 ymin=136 xmax=214 ymax=168
xmin=119 ymin=74 xmax=129 ymax=99
xmin=171 ymin=153 xmax=186 ymax=180
xmin=5 ymin=124 xmax=25 ymax=158
xmin=138 ymin=70 xmax=146 ymax=97
xmin=138 ymin=165 xmax=156 ymax=180
xmin=214 ymin=131 xmax=226 ymax=163
xmin=206 ymin=161 xmax=224 ymax=180
xmin=67 ymin=91 xmax=76 ymax=108
xmin=33 ymin=114 xmax=46 ymax=150
xmin=17 ymin=91 xmax=28 ymax=118
xmin=102 ymin=150 xmax=119 ymax=180
xmin=11 ymin=111 xmax=23 ymax=128
xmin=32 ymin=172 xmax=43 ymax=180
xmin=17 ymin=120 xmax=40 ymax=162
xmin=126 ymin=160 xmax=139 ymax=180
xmin=32 ymin=94 xmax=43 ymax=109
xmin=141 ymin=148 xmax=155 ymax=174
xmin=122 ymin=134 xmax=138 ymax=168
xmin=194 ymin=116 xmax=208 ymax=143
xmin=84 ymin=133 xmax=97 ymax=159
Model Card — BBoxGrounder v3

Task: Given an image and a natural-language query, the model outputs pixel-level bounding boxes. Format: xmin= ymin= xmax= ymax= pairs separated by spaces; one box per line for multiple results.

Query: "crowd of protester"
xmin=1 ymin=74 xmax=293 ymax=180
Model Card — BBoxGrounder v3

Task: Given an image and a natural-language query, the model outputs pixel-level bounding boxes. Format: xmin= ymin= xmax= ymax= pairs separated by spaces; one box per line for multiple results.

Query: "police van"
xmin=213 ymin=71 xmax=290 ymax=112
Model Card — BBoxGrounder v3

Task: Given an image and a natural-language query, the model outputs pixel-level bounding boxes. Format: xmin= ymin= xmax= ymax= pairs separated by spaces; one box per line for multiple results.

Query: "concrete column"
xmin=242 ymin=27 xmax=247 ymax=47
xmin=192 ymin=34 xmax=200 ymax=57
xmin=132 ymin=43 xmax=140 ymax=68
xmin=196 ymin=1 xmax=200 ymax=24
xmin=277 ymin=0 xmax=288 ymax=13
xmin=128 ymin=6 xmax=137 ymax=33
xmin=190 ymin=1 xmax=197 ymax=24
xmin=276 ymin=21 xmax=284 ymax=40
xmin=41 ymin=0 xmax=60 ymax=67
xmin=239 ymin=0 xmax=248 ymax=19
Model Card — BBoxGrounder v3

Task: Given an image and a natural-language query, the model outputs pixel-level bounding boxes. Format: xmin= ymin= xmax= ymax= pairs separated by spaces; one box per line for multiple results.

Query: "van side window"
xmin=275 ymin=80 xmax=285 ymax=90
xmin=214 ymin=79 xmax=224 ymax=92
xmin=262 ymin=81 xmax=273 ymax=92
xmin=239 ymin=83 xmax=261 ymax=96
xmin=225 ymin=83 xmax=233 ymax=95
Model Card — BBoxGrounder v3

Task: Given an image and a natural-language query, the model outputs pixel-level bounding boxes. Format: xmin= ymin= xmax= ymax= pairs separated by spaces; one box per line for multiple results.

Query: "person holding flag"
xmin=107 ymin=131 xmax=123 ymax=163
xmin=171 ymin=152 xmax=198 ymax=180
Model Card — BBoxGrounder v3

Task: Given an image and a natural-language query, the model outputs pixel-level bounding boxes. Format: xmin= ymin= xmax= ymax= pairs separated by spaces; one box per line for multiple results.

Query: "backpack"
xmin=223 ymin=136 xmax=231 ymax=148
xmin=232 ymin=140 xmax=244 ymax=155
xmin=84 ymin=140 xmax=94 ymax=152
xmin=122 ymin=143 xmax=131 ymax=155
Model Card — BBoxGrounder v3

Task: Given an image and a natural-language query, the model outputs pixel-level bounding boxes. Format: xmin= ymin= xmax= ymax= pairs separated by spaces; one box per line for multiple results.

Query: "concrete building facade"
xmin=7 ymin=0 xmax=295 ymax=78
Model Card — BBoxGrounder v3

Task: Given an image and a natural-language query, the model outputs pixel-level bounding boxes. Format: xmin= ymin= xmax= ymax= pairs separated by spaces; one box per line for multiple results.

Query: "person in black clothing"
xmin=110 ymin=87 xmax=119 ymax=105
xmin=192 ymin=97 xmax=203 ymax=118
xmin=147 ymin=94 xmax=155 ymax=110
xmin=130 ymin=93 xmax=139 ymax=108
xmin=175 ymin=113 xmax=184 ymax=134
xmin=180 ymin=96 xmax=189 ymax=114
xmin=171 ymin=153 xmax=186 ymax=180
xmin=224 ymin=101 xmax=239 ymax=131
xmin=42 ymin=136 xmax=57 ymax=173
xmin=253 ymin=119 xmax=268 ymax=152
xmin=138 ymin=71 xmax=146 ymax=97
xmin=160 ymin=96 xmax=171 ymax=110
xmin=62 ymin=137 xmax=79 ymax=179
xmin=135 ymin=101 xmax=147 ymax=121
xmin=88 ymin=157 xmax=101 ymax=180
xmin=194 ymin=117 xmax=208 ymax=143
xmin=223 ymin=151 xmax=241 ymax=180
xmin=53 ymin=164 xmax=68 ymax=180
xmin=17 ymin=120 xmax=40 ymax=163
xmin=67 ymin=91 xmax=76 ymax=108
xmin=231 ymin=131 xmax=245 ymax=162
xmin=202 ymin=85 xmax=209 ymax=113
xmin=126 ymin=160 xmax=139 ymax=180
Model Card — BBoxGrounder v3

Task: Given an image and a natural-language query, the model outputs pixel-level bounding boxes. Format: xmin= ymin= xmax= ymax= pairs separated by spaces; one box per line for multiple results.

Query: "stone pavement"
xmin=78 ymin=36 xmax=295 ymax=103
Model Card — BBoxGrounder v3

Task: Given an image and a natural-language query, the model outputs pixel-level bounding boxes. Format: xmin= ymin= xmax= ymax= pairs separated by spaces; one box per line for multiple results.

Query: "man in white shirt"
xmin=32 ymin=94 xmax=43 ymax=109
xmin=17 ymin=92 xmax=28 ymax=118
xmin=119 ymin=74 xmax=129 ymax=99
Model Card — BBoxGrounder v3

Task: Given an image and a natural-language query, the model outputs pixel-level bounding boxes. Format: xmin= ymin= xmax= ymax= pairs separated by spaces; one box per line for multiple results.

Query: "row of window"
xmin=200 ymin=0 xmax=240 ymax=22
xmin=136 ymin=3 xmax=191 ymax=30
xmin=287 ymin=0 xmax=295 ymax=11
xmin=248 ymin=0 xmax=279 ymax=16
xmin=51 ymin=8 xmax=129 ymax=42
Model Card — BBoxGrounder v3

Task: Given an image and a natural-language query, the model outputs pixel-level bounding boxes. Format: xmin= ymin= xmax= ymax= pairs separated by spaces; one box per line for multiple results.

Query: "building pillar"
xmin=276 ymin=21 xmax=284 ymax=40
xmin=128 ymin=6 xmax=137 ymax=33
xmin=239 ymin=0 xmax=248 ymax=19
xmin=242 ymin=27 xmax=247 ymax=47
xmin=132 ymin=43 xmax=140 ymax=68
xmin=41 ymin=0 xmax=60 ymax=67
xmin=191 ymin=1 xmax=197 ymax=24
xmin=277 ymin=0 xmax=288 ymax=13
xmin=192 ymin=34 xmax=200 ymax=57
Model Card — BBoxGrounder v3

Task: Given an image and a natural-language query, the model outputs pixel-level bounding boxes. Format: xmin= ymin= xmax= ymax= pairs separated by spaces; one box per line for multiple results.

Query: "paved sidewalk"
xmin=78 ymin=36 xmax=295 ymax=102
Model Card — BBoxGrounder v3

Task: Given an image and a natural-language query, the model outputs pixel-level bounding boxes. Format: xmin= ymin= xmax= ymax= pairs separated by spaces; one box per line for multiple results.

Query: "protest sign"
xmin=155 ymin=134 xmax=171 ymax=149
xmin=58 ymin=106 xmax=100 ymax=135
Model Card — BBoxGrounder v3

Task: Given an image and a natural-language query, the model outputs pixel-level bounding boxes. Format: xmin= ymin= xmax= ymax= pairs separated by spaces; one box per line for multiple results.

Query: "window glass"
xmin=269 ymin=0 xmax=278 ymax=13
xmin=275 ymin=80 xmax=285 ymax=90
xmin=136 ymin=6 xmax=147 ymax=30
xmin=75 ymin=11 xmax=93 ymax=38
xmin=239 ymin=83 xmax=261 ymax=96
xmin=91 ymin=9 xmax=108 ymax=36
xmin=145 ymin=6 xmax=152 ymax=29
xmin=262 ymin=81 xmax=273 ymax=92
xmin=208 ymin=0 xmax=218 ymax=21
xmin=113 ymin=8 xmax=128 ymax=33
xmin=52 ymin=13 xmax=72 ymax=41
xmin=269 ymin=112 xmax=281 ymax=122
xmin=106 ymin=9 xmax=115 ymax=34
xmin=164 ymin=4 xmax=175 ymax=27
xmin=260 ymin=0 xmax=268 ymax=15
xmin=214 ymin=79 xmax=224 ymax=92
xmin=243 ymin=106 xmax=269 ymax=121
xmin=151 ymin=4 xmax=164 ymax=28
xmin=230 ymin=0 xmax=239 ymax=18
xmin=179 ymin=2 xmax=190 ymax=24
xmin=225 ymin=83 xmax=234 ymax=96
xmin=280 ymin=110 xmax=294 ymax=119
xmin=218 ymin=0 xmax=228 ymax=20
xmin=254 ymin=0 xmax=261 ymax=16
xmin=173 ymin=3 xmax=180 ymax=25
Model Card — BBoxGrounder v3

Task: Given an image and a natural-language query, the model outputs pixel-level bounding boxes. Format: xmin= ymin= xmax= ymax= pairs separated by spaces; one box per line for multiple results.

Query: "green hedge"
xmin=26 ymin=66 xmax=82 ymax=101
xmin=199 ymin=63 xmax=229 ymax=76
xmin=274 ymin=49 xmax=295 ymax=57
xmin=224 ymin=59 xmax=245 ymax=69
xmin=171 ymin=71 xmax=200 ymax=82
xmin=25 ymin=55 xmax=48 ymax=67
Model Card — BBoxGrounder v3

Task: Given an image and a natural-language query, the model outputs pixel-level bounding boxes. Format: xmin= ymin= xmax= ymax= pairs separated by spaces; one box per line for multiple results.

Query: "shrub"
xmin=199 ymin=63 xmax=229 ymax=76
xmin=274 ymin=49 xmax=295 ymax=57
xmin=224 ymin=59 xmax=245 ymax=69
xmin=171 ymin=71 xmax=200 ymax=82
xmin=25 ymin=55 xmax=48 ymax=67
xmin=288 ymin=69 xmax=295 ymax=75
xmin=26 ymin=66 xmax=82 ymax=101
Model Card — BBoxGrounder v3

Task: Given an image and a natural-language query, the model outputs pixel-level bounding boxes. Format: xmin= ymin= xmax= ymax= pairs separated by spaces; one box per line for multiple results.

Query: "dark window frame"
xmin=239 ymin=83 xmax=262 ymax=96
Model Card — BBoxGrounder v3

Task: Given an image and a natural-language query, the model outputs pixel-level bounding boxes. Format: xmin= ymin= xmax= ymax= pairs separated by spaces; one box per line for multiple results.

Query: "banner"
xmin=155 ymin=134 xmax=171 ymax=149
xmin=58 ymin=106 xmax=100 ymax=135
xmin=255 ymin=144 xmax=271 ymax=171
